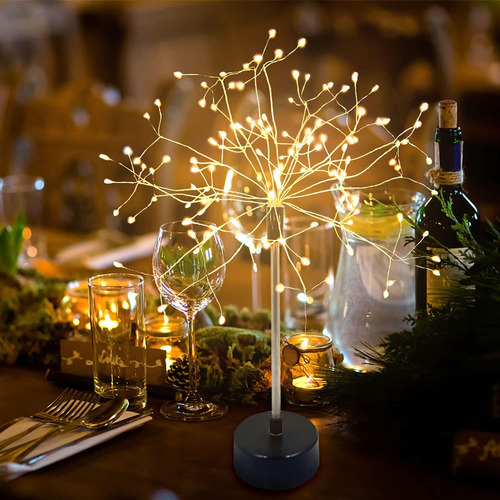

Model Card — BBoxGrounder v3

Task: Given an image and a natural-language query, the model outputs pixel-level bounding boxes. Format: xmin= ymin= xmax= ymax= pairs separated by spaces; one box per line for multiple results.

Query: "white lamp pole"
xmin=268 ymin=205 xmax=284 ymax=432
xmin=233 ymin=203 xmax=319 ymax=491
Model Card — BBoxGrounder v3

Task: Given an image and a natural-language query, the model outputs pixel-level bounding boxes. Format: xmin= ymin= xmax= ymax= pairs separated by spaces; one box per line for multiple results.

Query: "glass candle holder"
xmin=146 ymin=314 xmax=187 ymax=371
xmin=282 ymin=333 xmax=335 ymax=407
xmin=88 ymin=273 xmax=147 ymax=410
xmin=61 ymin=280 xmax=91 ymax=335
xmin=0 ymin=175 xmax=47 ymax=266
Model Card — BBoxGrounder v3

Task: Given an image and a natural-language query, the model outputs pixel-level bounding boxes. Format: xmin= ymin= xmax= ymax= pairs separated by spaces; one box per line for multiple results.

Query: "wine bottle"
xmin=415 ymin=100 xmax=480 ymax=312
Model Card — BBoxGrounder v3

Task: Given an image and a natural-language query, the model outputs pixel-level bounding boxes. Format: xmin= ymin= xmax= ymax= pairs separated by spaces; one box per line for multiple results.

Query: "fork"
xmin=0 ymin=389 xmax=98 ymax=451
xmin=0 ymin=393 xmax=100 ymax=463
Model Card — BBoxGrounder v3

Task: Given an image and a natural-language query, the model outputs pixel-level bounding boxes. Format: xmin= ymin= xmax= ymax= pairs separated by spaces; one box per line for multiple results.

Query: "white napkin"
xmin=0 ymin=410 xmax=152 ymax=481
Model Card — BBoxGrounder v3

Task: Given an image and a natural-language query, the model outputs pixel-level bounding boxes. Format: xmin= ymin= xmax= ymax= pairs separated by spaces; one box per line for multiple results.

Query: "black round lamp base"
xmin=233 ymin=411 xmax=319 ymax=491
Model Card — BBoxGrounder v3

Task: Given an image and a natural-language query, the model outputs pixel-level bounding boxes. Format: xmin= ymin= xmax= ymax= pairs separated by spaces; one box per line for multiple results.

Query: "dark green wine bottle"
xmin=415 ymin=100 xmax=480 ymax=312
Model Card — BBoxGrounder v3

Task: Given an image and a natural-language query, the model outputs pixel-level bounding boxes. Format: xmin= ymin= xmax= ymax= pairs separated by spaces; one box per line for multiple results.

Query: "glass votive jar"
xmin=282 ymin=333 xmax=335 ymax=407
xmin=61 ymin=280 xmax=91 ymax=335
xmin=146 ymin=314 xmax=187 ymax=371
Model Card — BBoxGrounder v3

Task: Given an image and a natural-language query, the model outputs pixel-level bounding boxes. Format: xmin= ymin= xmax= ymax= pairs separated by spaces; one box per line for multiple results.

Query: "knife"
xmin=19 ymin=409 xmax=153 ymax=465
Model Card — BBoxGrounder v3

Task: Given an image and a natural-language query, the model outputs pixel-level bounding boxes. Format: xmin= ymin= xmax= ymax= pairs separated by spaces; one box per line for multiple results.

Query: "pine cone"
xmin=166 ymin=355 xmax=199 ymax=393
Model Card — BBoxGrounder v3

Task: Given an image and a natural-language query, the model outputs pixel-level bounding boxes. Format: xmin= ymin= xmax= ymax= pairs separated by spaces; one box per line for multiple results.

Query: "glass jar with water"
xmin=327 ymin=186 xmax=424 ymax=371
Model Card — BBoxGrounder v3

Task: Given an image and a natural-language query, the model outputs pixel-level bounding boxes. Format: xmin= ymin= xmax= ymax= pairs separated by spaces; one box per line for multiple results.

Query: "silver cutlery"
xmin=0 ymin=389 xmax=99 ymax=451
xmin=21 ymin=408 xmax=153 ymax=466
xmin=0 ymin=398 xmax=129 ymax=464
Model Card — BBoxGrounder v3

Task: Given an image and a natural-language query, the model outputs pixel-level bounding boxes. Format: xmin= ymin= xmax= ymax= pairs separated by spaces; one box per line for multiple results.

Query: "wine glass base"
xmin=160 ymin=400 xmax=228 ymax=422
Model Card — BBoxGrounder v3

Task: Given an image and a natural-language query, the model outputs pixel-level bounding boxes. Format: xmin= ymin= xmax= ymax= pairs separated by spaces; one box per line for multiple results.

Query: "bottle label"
xmin=426 ymin=247 xmax=468 ymax=309
xmin=435 ymin=141 xmax=462 ymax=172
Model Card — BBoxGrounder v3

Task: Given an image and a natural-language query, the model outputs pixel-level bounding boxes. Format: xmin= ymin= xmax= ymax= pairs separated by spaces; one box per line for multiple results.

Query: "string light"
xmin=100 ymin=30 xmax=433 ymax=301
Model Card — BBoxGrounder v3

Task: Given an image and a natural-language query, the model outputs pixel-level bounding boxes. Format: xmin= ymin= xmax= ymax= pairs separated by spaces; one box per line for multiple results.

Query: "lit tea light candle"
xmin=146 ymin=315 xmax=187 ymax=339
xmin=162 ymin=345 xmax=174 ymax=370
xmin=98 ymin=311 xmax=119 ymax=330
xmin=291 ymin=376 xmax=327 ymax=404
xmin=292 ymin=376 xmax=326 ymax=390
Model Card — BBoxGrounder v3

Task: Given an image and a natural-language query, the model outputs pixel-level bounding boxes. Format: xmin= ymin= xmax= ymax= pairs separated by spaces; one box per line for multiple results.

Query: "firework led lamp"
xmin=233 ymin=203 xmax=319 ymax=490
xmin=100 ymin=27 xmax=432 ymax=491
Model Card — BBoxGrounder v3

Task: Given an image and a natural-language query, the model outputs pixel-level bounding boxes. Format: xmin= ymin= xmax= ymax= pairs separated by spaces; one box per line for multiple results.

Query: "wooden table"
xmin=0 ymin=366 xmax=498 ymax=500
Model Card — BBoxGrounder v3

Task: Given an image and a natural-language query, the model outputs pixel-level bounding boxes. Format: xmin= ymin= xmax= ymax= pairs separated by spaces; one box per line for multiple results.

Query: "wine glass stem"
xmin=186 ymin=311 xmax=201 ymax=404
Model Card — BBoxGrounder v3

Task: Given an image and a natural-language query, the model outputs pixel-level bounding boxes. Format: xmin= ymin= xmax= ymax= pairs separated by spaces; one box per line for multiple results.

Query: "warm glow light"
xmin=100 ymin=30 xmax=432 ymax=322
xmin=98 ymin=312 xmax=119 ymax=330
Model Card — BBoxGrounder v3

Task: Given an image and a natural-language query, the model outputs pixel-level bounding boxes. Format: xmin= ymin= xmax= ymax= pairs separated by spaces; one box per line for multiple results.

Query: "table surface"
xmin=0 ymin=366 xmax=498 ymax=500
xmin=1 ymin=231 xmax=496 ymax=498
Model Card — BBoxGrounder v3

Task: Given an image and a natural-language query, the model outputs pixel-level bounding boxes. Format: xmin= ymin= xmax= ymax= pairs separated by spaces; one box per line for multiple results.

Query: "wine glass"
xmin=153 ymin=220 xmax=227 ymax=421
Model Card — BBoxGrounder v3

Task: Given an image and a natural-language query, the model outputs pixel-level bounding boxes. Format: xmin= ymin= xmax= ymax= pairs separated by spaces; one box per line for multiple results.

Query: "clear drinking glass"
xmin=153 ymin=221 xmax=227 ymax=421
xmin=327 ymin=186 xmax=425 ymax=370
xmin=0 ymin=175 xmax=46 ymax=266
xmin=88 ymin=273 xmax=147 ymax=409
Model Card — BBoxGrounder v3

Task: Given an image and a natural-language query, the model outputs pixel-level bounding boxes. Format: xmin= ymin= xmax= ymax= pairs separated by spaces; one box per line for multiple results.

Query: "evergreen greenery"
xmin=0 ymin=269 xmax=71 ymax=367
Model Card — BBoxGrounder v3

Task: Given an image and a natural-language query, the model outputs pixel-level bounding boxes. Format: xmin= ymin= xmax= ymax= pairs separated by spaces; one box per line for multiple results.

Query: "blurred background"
xmin=0 ymin=0 xmax=499 ymax=241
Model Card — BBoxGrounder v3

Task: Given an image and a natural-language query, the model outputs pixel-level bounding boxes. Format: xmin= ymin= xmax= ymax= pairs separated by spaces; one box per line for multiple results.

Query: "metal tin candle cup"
xmin=89 ymin=273 xmax=147 ymax=410
xmin=282 ymin=333 xmax=335 ymax=407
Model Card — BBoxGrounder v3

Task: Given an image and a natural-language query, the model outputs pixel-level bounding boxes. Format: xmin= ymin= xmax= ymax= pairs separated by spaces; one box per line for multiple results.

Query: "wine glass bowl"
xmin=154 ymin=227 xmax=225 ymax=315
xmin=153 ymin=220 xmax=227 ymax=422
